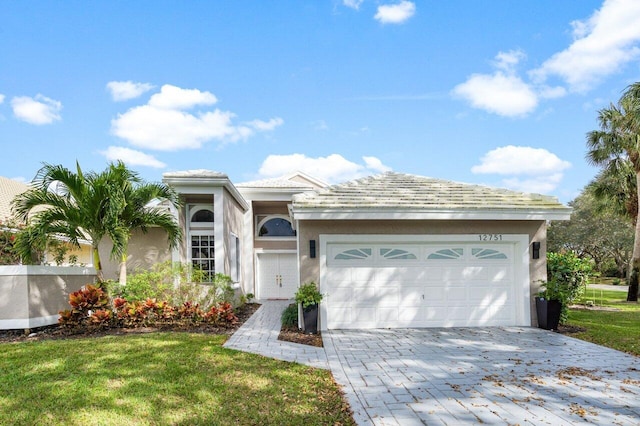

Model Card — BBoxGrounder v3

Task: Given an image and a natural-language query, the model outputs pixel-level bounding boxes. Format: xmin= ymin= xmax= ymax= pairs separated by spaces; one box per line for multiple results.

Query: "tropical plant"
xmin=105 ymin=161 xmax=181 ymax=285
xmin=295 ymin=282 xmax=323 ymax=309
xmin=12 ymin=161 xmax=180 ymax=282
xmin=281 ymin=303 xmax=299 ymax=328
xmin=586 ymin=81 xmax=640 ymax=301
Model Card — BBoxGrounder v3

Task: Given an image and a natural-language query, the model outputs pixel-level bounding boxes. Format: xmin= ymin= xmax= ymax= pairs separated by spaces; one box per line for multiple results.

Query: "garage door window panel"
xmin=427 ymin=248 xmax=464 ymax=260
xmin=333 ymin=248 xmax=372 ymax=261
xmin=472 ymin=248 xmax=508 ymax=260
xmin=379 ymin=248 xmax=418 ymax=260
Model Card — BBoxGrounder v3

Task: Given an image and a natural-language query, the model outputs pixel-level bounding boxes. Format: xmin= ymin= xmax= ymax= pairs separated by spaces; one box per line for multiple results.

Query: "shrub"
xmin=547 ymin=252 xmax=593 ymax=303
xmin=123 ymin=262 xmax=235 ymax=309
xmin=294 ymin=282 xmax=323 ymax=309
xmin=203 ymin=302 xmax=238 ymax=326
xmin=281 ymin=303 xmax=298 ymax=328
xmin=59 ymin=281 xmax=239 ymax=330
xmin=541 ymin=252 xmax=594 ymax=324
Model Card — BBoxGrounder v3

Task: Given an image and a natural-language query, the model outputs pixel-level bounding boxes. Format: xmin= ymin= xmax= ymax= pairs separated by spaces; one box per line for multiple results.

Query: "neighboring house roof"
xmin=0 ymin=176 xmax=29 ymax=224
xmin=162 ymin=169 xmax=249 ymax=211
xmin=237 ymin=171 xmax=328 ymax=202
xmin=291 ymin=172 xmax=572 ymax=221
xmin=237 ymin=171 xmax=328 ymax=190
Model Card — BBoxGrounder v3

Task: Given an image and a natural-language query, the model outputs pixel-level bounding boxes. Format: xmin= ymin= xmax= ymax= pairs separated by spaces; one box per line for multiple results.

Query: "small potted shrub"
xmin=536 ymin=280 xmax=566 ymax=330
xmin=295 ymin=282 xmax=323 ymax=334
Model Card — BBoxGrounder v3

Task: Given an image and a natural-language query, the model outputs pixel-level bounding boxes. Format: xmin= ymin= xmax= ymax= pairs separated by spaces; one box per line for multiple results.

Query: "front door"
xmin=257 ymin=253 xmax=298 ymax=299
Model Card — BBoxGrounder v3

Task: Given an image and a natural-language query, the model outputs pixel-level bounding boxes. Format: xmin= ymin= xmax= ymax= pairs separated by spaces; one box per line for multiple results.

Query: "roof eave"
xmin=291 ymin=207 xmax=572 ymax=221
xmin=162 ymin=176 xmax=249 ymax=212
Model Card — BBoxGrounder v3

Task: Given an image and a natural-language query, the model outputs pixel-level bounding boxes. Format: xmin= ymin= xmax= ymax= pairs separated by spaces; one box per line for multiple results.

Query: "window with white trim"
xmin=256 ymin=215 xmax=296 ymax=239
xmin=230 ymin=233 xmax=240 ymax=282
xmin=188 ymin=205 xmax=215 ymax=280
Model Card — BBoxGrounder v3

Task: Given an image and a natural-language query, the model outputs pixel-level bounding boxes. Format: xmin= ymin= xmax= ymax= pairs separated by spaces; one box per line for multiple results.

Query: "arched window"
xmin=257 ymin=216 xmax=296 ymax=238
xmin=190 ymin=207 xmax=214 ymax=229
xmin=188 ymin=205 xmax=215 ymax=280
xmin=192 ymin=209 xmax=214 ymax=223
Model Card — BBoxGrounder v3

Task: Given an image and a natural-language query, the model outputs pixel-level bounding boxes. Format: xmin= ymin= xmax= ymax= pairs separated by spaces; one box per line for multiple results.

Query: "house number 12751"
xmin=479 ymin=234 xmax=502 ymax=241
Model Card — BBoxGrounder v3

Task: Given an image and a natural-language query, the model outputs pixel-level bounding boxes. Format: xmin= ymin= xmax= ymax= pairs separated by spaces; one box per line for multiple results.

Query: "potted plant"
xmin=295 ymin=282 xmax=323 ymax=334
xmin=535 ymin=279 xmax=566 ymax=330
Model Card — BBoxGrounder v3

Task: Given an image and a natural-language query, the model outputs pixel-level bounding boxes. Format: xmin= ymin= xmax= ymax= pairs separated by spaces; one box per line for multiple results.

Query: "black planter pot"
xmin=535 ymin=297 xmax=562 ymax=330
xmin=302 ymin=304 xmax=319 ymax=334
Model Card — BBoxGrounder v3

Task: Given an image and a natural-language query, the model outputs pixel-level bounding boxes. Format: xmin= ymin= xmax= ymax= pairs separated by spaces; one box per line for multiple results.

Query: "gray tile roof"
xmin=237 ymin=176 xmax=317 ymax=189
xmin=163 ymin=169 xmax=227 ymax=179
xmin=0 ymin=176 xmax=29 ymax=223
xmin=292 ymin=172 xmax=570 ymax=216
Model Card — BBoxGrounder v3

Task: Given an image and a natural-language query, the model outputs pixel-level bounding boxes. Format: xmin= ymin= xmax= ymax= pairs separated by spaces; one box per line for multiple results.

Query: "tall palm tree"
xmin=586 ymin=82 xmax=640 ymax=301
xmin=12 ymin=161 xmax=181 ymax=283
xmin=106 ymin=162 xmax=181 ymax=285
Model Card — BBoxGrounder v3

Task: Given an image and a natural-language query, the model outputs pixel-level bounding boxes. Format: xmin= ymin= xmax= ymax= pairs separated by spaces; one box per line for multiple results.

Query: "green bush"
xmin=547 ymin=251 xmax=593 ymax=303
xmin=281 ymin=304 xmax=298 ymax=328
xmin=543 ymin=251 xmax=594 ymax=324
xmin=121 ymin=261 xmax=235 ymax=309
xmin=294 ymin=282 xmax=323 ymax=309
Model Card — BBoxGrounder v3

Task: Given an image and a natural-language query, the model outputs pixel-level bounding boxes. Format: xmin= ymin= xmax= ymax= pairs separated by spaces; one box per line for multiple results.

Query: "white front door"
xmin=257 ymin=253 xmax=298 ymax=299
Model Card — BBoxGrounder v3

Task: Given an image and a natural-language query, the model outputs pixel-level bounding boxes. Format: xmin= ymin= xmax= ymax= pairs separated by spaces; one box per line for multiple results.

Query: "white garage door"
xmin=321 ymin=235 xmax=530 ymax=329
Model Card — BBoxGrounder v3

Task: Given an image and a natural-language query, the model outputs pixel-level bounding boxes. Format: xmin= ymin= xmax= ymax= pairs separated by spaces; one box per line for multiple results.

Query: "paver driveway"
xmin=323 ymin=327 xmax=640 ymax=425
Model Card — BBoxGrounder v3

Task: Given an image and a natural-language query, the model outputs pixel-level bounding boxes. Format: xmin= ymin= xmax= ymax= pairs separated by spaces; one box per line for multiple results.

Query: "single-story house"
xmin=0 ymin=176 xmax=92 ymax=266
xmin=101 ymin=170 xmax=571 ymax=331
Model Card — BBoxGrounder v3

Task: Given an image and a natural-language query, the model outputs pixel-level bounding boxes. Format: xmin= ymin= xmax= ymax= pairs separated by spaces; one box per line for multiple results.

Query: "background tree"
xmin=548 ymin=184 xmax=633 ymax=277
xmin=586 ymin=81 xmax=640 ymax=301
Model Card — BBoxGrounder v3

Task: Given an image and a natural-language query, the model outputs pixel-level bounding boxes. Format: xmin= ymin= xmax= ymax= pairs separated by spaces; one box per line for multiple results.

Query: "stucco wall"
xmin=297 ymin=219 xmax=547 ymax=325
xmin=98 ymin=228 xmax=172 ymax=281
xmin=223 ymin=188 xmax=245 ymax=282
xmin=0 ymin=266 xmax=97 ymax=329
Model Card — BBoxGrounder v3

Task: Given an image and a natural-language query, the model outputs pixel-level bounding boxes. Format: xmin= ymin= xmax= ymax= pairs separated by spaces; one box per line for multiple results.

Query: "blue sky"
xmin=2 ymin=0 xmax=640 ymax=203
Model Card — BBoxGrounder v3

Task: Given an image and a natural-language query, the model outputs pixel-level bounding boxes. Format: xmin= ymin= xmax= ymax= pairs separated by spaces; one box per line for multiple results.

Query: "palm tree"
xmin=106 ymin=162 xmax=181 ymax=285
xmin=586 ymin=82 xmax=640 ymax=301
xmin=12 ymin=161 xmax=181 ymax=283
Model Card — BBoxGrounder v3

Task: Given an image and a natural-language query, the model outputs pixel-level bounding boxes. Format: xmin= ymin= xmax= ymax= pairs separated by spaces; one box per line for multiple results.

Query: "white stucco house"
xmin=100 ymin=170 xmax=571 ymax=331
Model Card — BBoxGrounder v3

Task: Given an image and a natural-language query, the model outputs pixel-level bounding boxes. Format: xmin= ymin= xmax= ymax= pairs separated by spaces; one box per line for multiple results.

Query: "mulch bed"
xmin=278 ymin=326 xmax=323 ymax=347
xmin=0 ymin=303 xmax=261 ymax=344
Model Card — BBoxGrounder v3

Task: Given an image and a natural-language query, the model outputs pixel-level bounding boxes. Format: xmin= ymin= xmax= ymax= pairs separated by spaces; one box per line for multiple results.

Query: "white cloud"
xmin=472 ymin=146 xmax=571 ymax=193
xmin=493 ymin=49 xmax=526 ymax=73
xmin=454 ymin=1 xmax=640 ymax=116
xmin=258 ymin=154 xmax=392 ymax=183
xmin=363 ymin=156 xmax=392 ymax=173
xmin=111 ymin=84 xmax=283 ymax=151
xmin=100 ymin=146 xmax=166 ymax=168
xmin=452 ymin=72 xmax=538 ymax=117
xmin=472 ymin=146 xmax=571 ymax=176
xmin=106 ymin=81 xmax=155 ymax=101
xmin=501 ymin=174 xmax=564 ymax=195
xmin=246 ymin=117 xmax=284 ymax=131
xmin=11 ymin=94 xmax=62 ymax=125
xmin=343 ymin=0 xmax=363 ymax=10
xmin=374 ymin=1 xmax=415 ymax=24
xmin=147 ymin=84 xmax=217 ymax=110
xmin=530 ymin=0 xmax=640 ymax=92
xmin=0 ymin=94 xmax=4 ymax=104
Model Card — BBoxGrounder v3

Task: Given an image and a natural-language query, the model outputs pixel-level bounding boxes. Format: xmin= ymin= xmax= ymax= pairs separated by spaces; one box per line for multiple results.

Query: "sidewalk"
xmin=223 ymin=300 xmax=329 ymax=370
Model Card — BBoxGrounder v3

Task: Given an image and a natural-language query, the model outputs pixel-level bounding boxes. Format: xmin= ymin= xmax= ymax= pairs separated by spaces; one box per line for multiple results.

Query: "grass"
xmin=567 ymin=287 xmax=640 ymax=356
xmin=0 ymin=333 xmax=354 ymax=426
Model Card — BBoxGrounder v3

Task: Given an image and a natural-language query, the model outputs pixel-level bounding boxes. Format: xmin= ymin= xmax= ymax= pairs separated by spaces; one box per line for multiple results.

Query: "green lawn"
xmin=0 ymin=333 xmax=355 ymax=426
xmin=567 ymin=287 xmax=640 ymax=356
